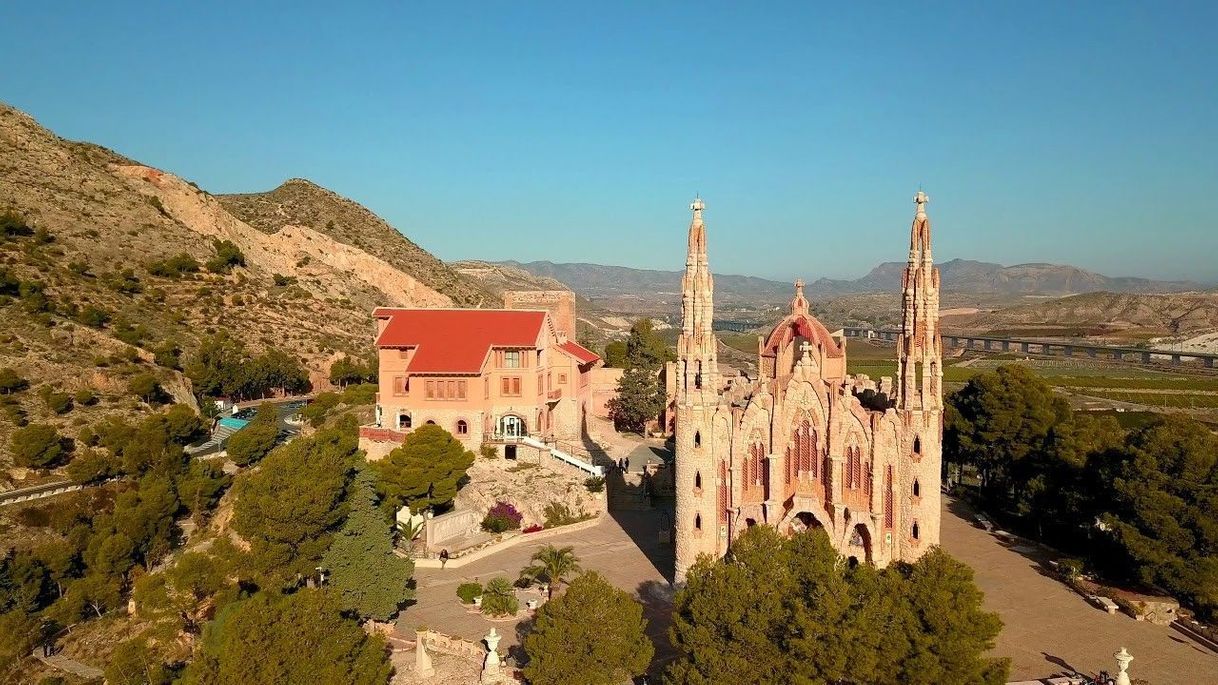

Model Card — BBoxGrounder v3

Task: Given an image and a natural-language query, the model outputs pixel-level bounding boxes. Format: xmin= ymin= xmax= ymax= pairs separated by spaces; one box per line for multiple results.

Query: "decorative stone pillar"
xmin=414 ymin=629 xmax=434 ymax=678
xmin=1114 ymin=647 xmax=1133 ymax=685
xmin=480 ymin=628 xmax=504 ymax=684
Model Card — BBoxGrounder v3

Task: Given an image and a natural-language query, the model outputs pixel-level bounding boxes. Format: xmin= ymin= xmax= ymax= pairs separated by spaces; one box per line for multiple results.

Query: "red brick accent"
xmin=359 ymin=426 xmax=409 ymax=443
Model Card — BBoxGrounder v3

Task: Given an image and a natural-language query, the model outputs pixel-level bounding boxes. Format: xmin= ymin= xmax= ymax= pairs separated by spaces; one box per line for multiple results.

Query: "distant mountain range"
xmin=489 ymin=259 xmax=1203 ymax=301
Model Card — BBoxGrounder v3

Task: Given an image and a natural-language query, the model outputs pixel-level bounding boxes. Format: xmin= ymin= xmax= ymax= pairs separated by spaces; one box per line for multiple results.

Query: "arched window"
xmin=912 ymin=479 xmax=920 ymax=497
xmin=425 ymin=419 xmax=436 ymax=425
xmin=694 ymin=471 xmax=702 ymax=490
xmin=455 ymin=419 xmax=468 ymax=435
xmin=694 ymin=513 xmax=702 ymax=531
xmin=718 ymin=461 xmax=728 ymax=523
xmin=912 ymin=521 xmax=920 ymax=540
xmin=398 ymin=413 xmax=412 ymax=430
xmin=884 ymin=465 xmax=894 ymax=528
xmin=693 ymin=431 xmax=701 ymax=448
xmin=913 ymin=435 xmax=922 ymax=456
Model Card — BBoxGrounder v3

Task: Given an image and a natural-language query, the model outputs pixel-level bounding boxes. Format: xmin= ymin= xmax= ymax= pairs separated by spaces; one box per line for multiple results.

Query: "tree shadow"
xmin=508 ymin=613 xmax=535 ymax=669
xmin=636 ymin=579 xmax=677 ymax=678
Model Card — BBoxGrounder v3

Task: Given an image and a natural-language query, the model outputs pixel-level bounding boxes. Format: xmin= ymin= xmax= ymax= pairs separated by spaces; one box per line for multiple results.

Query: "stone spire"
xmin=897 ymin=191 xmax=942 ymax=411
xmin=678 ymin=196 xmax=718 ymax=401
xmin=790 ymin=279 xmax=809 ymax=315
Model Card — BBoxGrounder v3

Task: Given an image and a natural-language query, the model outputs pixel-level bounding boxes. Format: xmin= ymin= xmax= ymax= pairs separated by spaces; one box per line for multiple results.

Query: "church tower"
xmin=674 ymin=197 xmax=722 ymax=583
xmin=896 ymin=191 xmax=942 ymax=412
xmin=895 ymin=190 xmax=943 ymax=557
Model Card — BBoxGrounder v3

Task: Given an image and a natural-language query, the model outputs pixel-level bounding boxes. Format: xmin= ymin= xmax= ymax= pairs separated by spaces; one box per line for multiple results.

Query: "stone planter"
xmin=473 ymin=596 xmax=482 ymax=608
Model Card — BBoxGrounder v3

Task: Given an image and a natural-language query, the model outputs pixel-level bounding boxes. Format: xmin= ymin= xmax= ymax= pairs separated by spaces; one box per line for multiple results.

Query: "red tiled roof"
xmin=374 ymin=309 xmax=547 ymax=373
xmin=559 ymin=340 xmax=600 ymax=365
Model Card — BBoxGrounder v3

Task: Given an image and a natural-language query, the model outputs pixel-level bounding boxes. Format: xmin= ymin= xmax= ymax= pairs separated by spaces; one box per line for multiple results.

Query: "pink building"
xmin=358 ymin=307 xmax=601 ymax=459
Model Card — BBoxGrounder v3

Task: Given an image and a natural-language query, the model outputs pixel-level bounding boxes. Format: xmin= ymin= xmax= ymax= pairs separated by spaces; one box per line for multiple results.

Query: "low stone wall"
xmin=424 ymin=508 xmax=482 ymax=551
xmin=418 ymin=629 xmax=484 ymax=660
xmin=415 ymin=515 xmax=603 ymax=569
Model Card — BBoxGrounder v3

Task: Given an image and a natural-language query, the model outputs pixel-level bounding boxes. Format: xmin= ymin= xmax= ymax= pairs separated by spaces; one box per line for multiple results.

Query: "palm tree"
xmin=519 ymin=545 xmax=582 ymax=598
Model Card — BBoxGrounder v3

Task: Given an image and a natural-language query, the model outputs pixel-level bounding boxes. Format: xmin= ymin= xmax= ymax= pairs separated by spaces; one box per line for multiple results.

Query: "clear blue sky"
xmin=3 ymin=2 xmax=1216 ymax=282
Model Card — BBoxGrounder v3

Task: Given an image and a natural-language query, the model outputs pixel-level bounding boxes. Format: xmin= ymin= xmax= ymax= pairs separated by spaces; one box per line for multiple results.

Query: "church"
xmin=670 ymin=193 xmax=944 ymax=582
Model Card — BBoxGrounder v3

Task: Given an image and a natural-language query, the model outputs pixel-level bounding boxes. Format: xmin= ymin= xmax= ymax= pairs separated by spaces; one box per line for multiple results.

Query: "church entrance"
xmin=790 ymin=511 xmax=824 ymax=534
xmin=847 ymin=523 xmax=873 ymax=565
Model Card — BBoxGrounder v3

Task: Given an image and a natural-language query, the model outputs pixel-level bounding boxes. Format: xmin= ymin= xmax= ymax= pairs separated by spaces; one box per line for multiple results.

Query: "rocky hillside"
xmin=0 ymin=102 xmax=475 ymax=472
xmin=952 ymin=292 xmax=1218 ymax=337
xmin=219 ymin=180 xmax=489 ymax=307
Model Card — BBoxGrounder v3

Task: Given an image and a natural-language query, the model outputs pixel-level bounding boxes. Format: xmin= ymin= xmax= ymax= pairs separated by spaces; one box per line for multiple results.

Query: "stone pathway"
xmin=941 ymin=497 xmax=1218 ymax=684
xmin=34 ymin=651 xmax=105 ymax=680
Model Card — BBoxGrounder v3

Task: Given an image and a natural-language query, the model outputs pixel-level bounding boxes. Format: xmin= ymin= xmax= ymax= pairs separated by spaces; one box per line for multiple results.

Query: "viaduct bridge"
xmin=841 ymin=327 xmax=1218 ymax=369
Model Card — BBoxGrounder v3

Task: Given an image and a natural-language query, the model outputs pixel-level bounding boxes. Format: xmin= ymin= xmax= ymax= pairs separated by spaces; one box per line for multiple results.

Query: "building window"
xmin=425 ymin=380 xmax=436 ymax=399
xmin=884 ymin=465 xmax=894 ymax=529
xmin=693 ymin=431 xmax=701 ymax=448
xmin=393 ymin=376 xmax=407 ymax=396
xmin=456 ymin=419 xmax=468 ymax=435
xmin=501 ymin=376 xmax=522 ymax=397
xmin=913 ymin=436 xmax=922 ymax=456
xmin=694 ymin=513 xmax=702 ymax=531
xmin=912 ymin=521 xmax=920 ymax=540
xmin=913 ymin=479 xmax=920 ymax=497
xmin=425 ymin=419 xmax=436 ymax=425
xmin=504 ymin=350 xmax=521 ymax=368
xmin=694 ymin=471 xmax=702 ymax=490
xmin=558 ymin=373 xmax=567 ymax=384
xmin=398 ymin=413 xmax=411 ymax=430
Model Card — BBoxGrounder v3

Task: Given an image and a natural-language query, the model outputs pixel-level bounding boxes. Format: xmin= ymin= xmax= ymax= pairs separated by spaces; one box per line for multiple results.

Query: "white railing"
xmin=519 ymin=435 xmax=603 ymax=477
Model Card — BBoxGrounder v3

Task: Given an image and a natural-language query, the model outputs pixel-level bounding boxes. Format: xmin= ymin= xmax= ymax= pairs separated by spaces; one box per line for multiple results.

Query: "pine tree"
xmin=522 ymin=572 xmax=653 ymax=685
xmin=370 ymin=424 xmax=474 ymax=512
xmin=606 ymin=368 xmax=664 ymax=433
xmin=321 ymin=467 xmax=414 ymax=621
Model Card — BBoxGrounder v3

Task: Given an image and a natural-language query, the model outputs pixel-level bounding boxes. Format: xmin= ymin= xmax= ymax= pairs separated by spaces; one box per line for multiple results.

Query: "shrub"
xmin=584 ymin=476 xmax=605 ymax=493
xmin=11 ymin=423 xmax=66 ymax=468
xmin=226 ymin=420 xmax=280 ymax=467
xmin=73 ymin=389 xmax=97 ymax=406
xmin=480 ymin=577 xmax=518 ymax=617
xmin=340 ymin=383 xmax=378 ymax=406
xmin=105 ymin=269 xmax=143 ymax=295
xmin=77 ymin=305 xmax=110 ymax=328
xmin=128 ymin=373 xmax=164 ymax=404
xmin=206 ymin=239 xmax=245 ymax=274
xmin=153 ymin=341 xmax=182 ymax=370
xmin=148 ymin=252 xmax=200 ymax=278
xmin=482 ymin=501 xmax=523 ymax=533
xmin=272 ymin=273 xmax=296 ymax=286
xmin=0 ymin=367 xmax=28 ymax=394
xmin=0 ymin=210 xmax=33 ymax=237
xmin=479 ymin=443 xmax=498 ymax=459
xmin=456 ymin=582 xmax=483 ymax=604
xmin=543 ymin=502 xmax=589 ymax=528
xmin=41 ymin=389 xmax=73 ymax=414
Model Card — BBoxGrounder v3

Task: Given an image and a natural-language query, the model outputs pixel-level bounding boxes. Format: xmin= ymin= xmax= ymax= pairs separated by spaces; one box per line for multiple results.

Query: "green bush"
xmin=105 ymin=269 xmax=143 ymax=295
xmin=10 ymin=423 xmax=66 ymax=468
xmin=456 ymin=582 xmax=483 ymax=604
xmin=206 ymin=239 xmax=245 ymax=274
xmin=479 ymin=443 xmax=498 ymax=459
xmin=73 ymin=389 xmax=97 ymax=406
xmin=0 ymin=367 xmax=28 ymax=394
xmin=583 ymin=476 xmax=605 ymax=493
xmin=148 ymin=252 xmax=200 ymax=278
xmin=272 ymin=273 xmax=296 ymax=286
xmin=480 ymin=577 xmax=518 ymax=617
xmin=0 ymin=209 xmax=33 ymax=237
xmin=128 ymin=373 xmax=164 ymax=404
xmin=77 ymin=304 xmax=110 ymax=328
xmin=41 ymin=389 xmax=73 ymax=414
xmin=339 ymin=383 xmax=377 ymax=406
xmin=226 ymin=420 xmax=280 ymax=467
xmin=543 ymin=502 xmax=589 ymax=528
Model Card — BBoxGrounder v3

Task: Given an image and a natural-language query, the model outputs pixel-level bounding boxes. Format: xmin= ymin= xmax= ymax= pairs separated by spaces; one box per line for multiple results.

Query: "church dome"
xmin=761 ymin=280 xmax=844 ymax=360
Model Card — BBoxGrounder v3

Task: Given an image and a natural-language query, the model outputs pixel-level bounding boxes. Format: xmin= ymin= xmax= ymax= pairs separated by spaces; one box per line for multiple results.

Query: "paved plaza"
xmin=397 ymin=479 xmax=1217 ymax=684
xmin=396 ymin=507 xmax=675 ymax=666
xmin=941 ymin=497 xmax=1218 ymax=684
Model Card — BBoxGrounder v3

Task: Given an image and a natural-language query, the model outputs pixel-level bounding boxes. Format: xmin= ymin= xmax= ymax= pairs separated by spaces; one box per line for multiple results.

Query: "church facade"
xmin=671 ymin=194 xmax=943 ymax=582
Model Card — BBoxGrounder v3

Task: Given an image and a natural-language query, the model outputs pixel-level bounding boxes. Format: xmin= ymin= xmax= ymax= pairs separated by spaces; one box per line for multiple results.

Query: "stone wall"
xmin=590 ymin=367 xmax=623 ymax=419
xmin=503 ymin=290 xmax=576 ymax=340
xmin=424 ymin=508 xmax=481 ymax=549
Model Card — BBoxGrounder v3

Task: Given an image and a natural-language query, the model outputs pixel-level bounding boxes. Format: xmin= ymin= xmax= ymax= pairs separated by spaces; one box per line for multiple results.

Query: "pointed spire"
xmin=687 ymin=196 xmax=707 ymax=259
xmin=910 ymin=190 xmax=932 ymax=256
xmin=790 ymin=279 xmax=809 ymax=315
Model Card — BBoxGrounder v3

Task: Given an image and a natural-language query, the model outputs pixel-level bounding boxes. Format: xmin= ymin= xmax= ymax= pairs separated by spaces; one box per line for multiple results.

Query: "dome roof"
xmin=762 ymin=311 xmax=844 ymax=359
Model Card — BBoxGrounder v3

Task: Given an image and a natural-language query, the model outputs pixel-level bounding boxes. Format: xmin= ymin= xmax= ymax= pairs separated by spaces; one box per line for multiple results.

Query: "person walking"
xmin=440 ymin=549 xmax=449 ymax=569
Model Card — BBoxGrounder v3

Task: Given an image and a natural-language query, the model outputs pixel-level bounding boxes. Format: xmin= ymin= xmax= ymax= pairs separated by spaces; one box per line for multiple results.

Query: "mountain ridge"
xmin=490 ymin=258 xmax=1203 ymax=301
